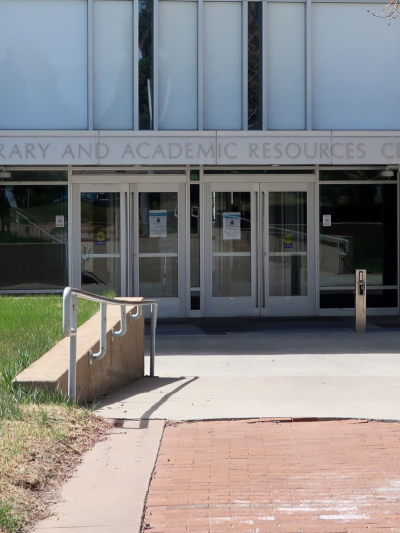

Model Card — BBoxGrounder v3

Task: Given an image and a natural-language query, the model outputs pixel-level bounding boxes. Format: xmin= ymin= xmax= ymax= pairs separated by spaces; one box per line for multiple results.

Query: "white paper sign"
xmin=323 ymin=214 xmax=331 ymax=227
xmin=55 ymin=215 xmax=65 ymax=228
xmin=223 ymin=212 xmax=241 ymax=240
xmin=149 ymin=210 xmax=167 ymax=238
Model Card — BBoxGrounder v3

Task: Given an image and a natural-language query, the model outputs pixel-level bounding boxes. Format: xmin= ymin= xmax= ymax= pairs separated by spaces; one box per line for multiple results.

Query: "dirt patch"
xmin=0 ymin=405 xmax=114 ymax=532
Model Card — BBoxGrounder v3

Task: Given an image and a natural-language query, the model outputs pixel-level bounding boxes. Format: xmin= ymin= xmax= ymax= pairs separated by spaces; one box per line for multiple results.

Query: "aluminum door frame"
xmin=130 ymin=182 xmax=187 ymax=317
xmin=71 ymin=183 xmax=128 ymax=296
xmin=260 ymin=182 xmax=316 ymax=316
xmin=203 ymin=181 xmax=259 ymax=317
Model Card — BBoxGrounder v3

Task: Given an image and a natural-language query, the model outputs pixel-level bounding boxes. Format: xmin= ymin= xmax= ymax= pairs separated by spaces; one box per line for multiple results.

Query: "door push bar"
xmin=355 ymin=269 xmax=366 ymax=333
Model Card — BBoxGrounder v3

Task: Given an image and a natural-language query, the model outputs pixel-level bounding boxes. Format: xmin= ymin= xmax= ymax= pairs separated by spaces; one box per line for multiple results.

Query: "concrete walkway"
xmin=96 ymin=318 xmax=400 ymax=421
xmin=33 ymin=317 xmax=400 ymax=533
xmin=34 ymin=420 xmax=164 ymax=533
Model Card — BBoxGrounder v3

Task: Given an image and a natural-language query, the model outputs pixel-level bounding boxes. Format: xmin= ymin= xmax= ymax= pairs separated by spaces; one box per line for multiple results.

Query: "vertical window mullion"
xmin=88 ymin=0 xmax=94 ymax=130
xmin=242 ymin=0 xmax=248 ymax=131
xmin=242 ymin=0 xmax=249 ymax=131
xmin=261 ymin=0 xmax=267 ymax=130
xmin=133 ymin=0 xmax=139 ymax=130
xmin=153 ymin=0 xmax=159 ymax=131
xmin=306 ymin=0 xmax=312 ymax=130
xmin=198 ymin=0 xmax=204 ymax=131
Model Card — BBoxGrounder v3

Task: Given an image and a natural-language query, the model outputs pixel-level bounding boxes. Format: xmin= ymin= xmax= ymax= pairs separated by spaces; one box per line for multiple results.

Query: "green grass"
xmin=0 ymin=499 xmax=23 ymax=533
xmin=0 ymin=295 xmax=113 ymax=533
xmin=0 ymin=295 xmax=99 ymax=418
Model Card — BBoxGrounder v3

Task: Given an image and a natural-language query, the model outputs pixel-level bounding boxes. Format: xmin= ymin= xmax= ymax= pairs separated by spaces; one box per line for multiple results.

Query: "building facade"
xmin=0 ymin=0 xmax=399 ymax=317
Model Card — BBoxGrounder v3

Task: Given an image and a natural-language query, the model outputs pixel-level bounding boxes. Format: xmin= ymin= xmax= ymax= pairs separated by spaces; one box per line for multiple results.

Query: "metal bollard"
xmin=355 ymin=269 xmax=366 ymax=333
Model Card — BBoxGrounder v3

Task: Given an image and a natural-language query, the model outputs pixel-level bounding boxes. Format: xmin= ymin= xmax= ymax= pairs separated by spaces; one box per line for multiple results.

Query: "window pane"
xmin=158 ymin=2 xmax=197 ymax=130
xmin=269 ymin=192 xmax=308 ymax=296
xmin=2 ymin=171 xmax=67 ymax=182
xmin=312 ymin=3 xmax=400 ymax=130
xmin=138 ymin=192 xmax=179 ymax=298
xmin=0 ymin=185 xmax=68 ymax=290
xmin=190 ymin=184 xmax=200 ymax=287
xmin=212 ymin=192 xmax=251 ymax=297
xmin=81 ymin=193 xmax=121 ymax=296
xmin=267 ymin=3 xmax=305 ymax=130
xmin=320 ymin=289 xmax=398 ymax=309
xmin=320 ymin=169 xmax=397 ymax=181
xmin=139 ymin=0 xmax=153 ymax=130
xmin=94 ymin=0 xmax=133 ymax=130
xmin=248 ymin=2 xmax=261 ymax=130
xmin=204 ymin=2 xmax=241 ymax=130
xmin=0 ymin=0 xmax=87 ymax=130
xmin=319 ymin=184 xmax=398 ymax=287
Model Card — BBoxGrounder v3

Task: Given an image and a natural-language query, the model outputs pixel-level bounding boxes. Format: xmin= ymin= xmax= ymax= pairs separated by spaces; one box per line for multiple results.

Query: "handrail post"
xmin=112 ymin=305 xmax=127 ymax=340
xmin=68 ymin=292 xmax=78 ymax=402
xmin=150 ymin=303 xmax=158 ymax=377
xmin=89 ymin=301 xmax=107 ymax=363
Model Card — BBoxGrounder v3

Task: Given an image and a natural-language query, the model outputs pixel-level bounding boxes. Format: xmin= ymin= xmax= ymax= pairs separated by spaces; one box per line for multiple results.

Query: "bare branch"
xmin=367 ymin=1 xmax=400 ymax=25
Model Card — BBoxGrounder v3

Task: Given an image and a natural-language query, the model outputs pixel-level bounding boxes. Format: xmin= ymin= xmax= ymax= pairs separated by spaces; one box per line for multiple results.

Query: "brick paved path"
xmin=144 ymin=419 xmax=400 ymax=533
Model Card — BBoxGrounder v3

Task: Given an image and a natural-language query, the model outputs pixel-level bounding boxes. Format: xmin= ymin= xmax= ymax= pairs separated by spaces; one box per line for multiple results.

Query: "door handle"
xmin=262 ymin=191 xmax=266 ymax=308
xmin=255 ymin=191 xmax=258 ymax=308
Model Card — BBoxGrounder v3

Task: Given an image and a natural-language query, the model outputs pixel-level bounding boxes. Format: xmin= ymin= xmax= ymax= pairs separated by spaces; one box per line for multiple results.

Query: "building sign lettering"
xmin=1 ymin=135 xmax=400 ymax=165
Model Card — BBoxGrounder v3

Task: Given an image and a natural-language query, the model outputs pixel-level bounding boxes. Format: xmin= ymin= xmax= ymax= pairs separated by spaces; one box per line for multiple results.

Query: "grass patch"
xmin=0 ymin=295 xmax=113 ymax=532
xmin=0 ymin=295 xmax=98 ymax=379
xmin=0 ymin=499 xmax=23 ymax=533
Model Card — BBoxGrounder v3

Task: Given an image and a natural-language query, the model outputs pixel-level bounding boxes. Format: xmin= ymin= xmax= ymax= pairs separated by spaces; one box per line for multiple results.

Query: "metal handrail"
xmin=63 ymin=287 xmax=158 ymax=402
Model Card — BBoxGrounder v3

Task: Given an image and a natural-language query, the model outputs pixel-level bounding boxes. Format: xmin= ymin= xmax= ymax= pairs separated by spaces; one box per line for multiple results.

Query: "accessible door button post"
xmin=355 ymin=269 xmax=367 ymax=333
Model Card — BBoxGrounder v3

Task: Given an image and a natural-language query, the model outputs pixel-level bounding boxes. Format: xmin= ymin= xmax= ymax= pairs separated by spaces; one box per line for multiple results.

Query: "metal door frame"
xmin=203 ymin=181 xmax=259 ymax=316
xmin=260 ymin=182 xmax=316 ymax=316
xmin=130 ymin=182 xmax=187 ymax=317
xmin=202 ymin=174 xmax=317 ymax=317
xmin=71 ymin=182 xmax=128 ymax=296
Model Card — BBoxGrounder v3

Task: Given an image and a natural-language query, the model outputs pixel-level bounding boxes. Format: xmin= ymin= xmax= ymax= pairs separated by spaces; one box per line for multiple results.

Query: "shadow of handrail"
xmin=139 ymin=376 xmax=199 ymax=428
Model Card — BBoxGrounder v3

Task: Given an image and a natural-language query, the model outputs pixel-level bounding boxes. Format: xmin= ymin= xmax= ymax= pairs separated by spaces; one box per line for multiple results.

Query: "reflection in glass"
xmin=94 ymin=0 xmax=133 ymax=130
xmin=139 ymin=192 xmax=178 ymax=297
xmin=190 ymin=184 xmax=200 ymax=288
xmin=267 ymin=3 xmax=305 ymax=130
xmin=0 ymin=0 xmax=87 ymax=129
xmin=139 ymin=0 xmax=153 ymax=130
xmin=0 ymin=171 xmax=67 ymax=182
xmin=319 ymin=184 xmax=397 ymax=288
xmin=319 ymin=169 xmax=397 ymax=181
xmin=191 ymin=290 xmax=200 ymax=310
xmin=269 ymin=192 xmax=307 ymax=296
xmin=320 ymin=289 xmax=398 ymax=309
xmin=212 ymin=192 xmax=251 ymax=297
xmin=204 ymin=2 xmax=242 ymax=130
xmin=248 ymin=2 xmax=261 ymax=130
xmin=0 ymin=185 xmax=68 ymax=290
xmin=312 ymin=3 xmax=400 ymax=130
xmin=80 ymin=193 xmax=121 ymax=296
xmin=158 ymin=2 xmax=197 ymax=130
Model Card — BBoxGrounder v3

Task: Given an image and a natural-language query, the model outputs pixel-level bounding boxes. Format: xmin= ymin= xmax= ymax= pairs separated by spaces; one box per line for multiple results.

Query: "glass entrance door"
xmin=132 ymin=183 xmax=187 ymax=317
xmin=261 ymin=183 xmax=315 ymax=316
xmin=204 ymin=183 xmax=259 ymax=316
xmin=73 ymin=184 xmax=127 ymax=297
xmin=204 ymin=181 xmax=315 ymax=317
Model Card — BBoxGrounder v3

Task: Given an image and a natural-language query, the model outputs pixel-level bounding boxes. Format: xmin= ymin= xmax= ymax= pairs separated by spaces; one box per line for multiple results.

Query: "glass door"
xmin=72 ymin=184 xmax=127 ymax=297
xmin=131 ymin=183 xmax=187 ymax=317
xmin=204 ymin=183 xmax=259 ymax=316
xmin=261 ymin=183 xmax=315 ymax=316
